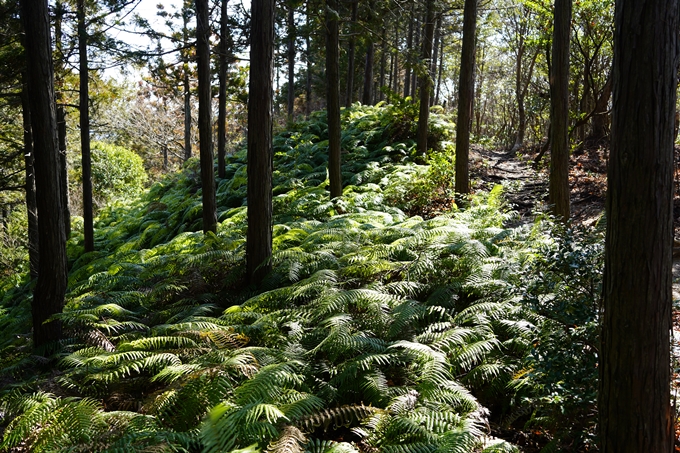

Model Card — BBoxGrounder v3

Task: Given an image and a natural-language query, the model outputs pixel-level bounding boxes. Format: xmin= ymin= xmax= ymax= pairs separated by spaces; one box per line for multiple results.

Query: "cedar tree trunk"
xmin=416 ymin=0 xmax=435 ymax=157
xmin=454 ymin=0 xmax=477 ymax=195
xmin=326 ymin=0 xmax=342 ymax=199
xmin=247 ymin=0 xmax=274 ymax=284
xmin=78 ymin=0 xmax=94 ymax=252
xmin=599 ymin=0 xmax=679 ymax=451
xmin=196 ymin=0 xmax=217 ymax=234
xmin=548 ymin=0 xmax=571 ymax=220
xmin=20 ymin=0 xmax=68 ymax=349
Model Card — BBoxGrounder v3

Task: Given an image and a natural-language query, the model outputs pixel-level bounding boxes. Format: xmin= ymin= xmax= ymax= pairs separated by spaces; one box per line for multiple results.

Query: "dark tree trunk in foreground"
xmin=217 ymin=0 xmax=229 ymax=179
xmin=326 ymin=0 xmax=342 ymax=199
xmin=416 ymin=0 xmax=435 ymax=157
xmin=196 ymin=0 xmax=217 ymax=234
xmin=548 ymin=0 xmax=571 ymax=220
xmin=21 ymin=81 xmax=39 ymax=281
xmin=247 ymin=0 xmax=274 ymax=285
xmin=454 ymin=0 xmax=477 ymax=195
xmin=20 ymin=0 xmax=68 ymax=349
xmin=287 ymin=2 xmax=295 ymax=118
xmin=78 ymin=0 xmax=93 ymax=252
xmin=599 ymin=0 xmax=679 ymax=450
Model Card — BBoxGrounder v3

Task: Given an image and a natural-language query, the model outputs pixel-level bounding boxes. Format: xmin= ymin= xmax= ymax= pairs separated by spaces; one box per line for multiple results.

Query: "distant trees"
xmin=246 ymin=0 xmax=275 ymax=284
xmin=20 ymin=0 xmax=68 ymax=349
xmin=599 ymin=0 xmax=678 ymax=450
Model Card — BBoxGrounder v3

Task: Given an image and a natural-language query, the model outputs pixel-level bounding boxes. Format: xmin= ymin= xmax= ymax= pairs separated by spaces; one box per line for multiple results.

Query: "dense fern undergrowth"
xmin=0 ymin=102 xmax=602 ymax=452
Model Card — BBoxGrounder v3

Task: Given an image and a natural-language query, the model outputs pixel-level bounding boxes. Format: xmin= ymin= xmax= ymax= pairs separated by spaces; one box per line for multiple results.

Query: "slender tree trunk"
xmin=590 ymin=75 xmax=612 ymax=140
xmin=217 ymin=0 xmax=229 ymax=179
xmin=417 ymin=0 xmax=435 ymax=157
xmin=77 ymin=0 xmax=93 ymax=252
xmin=455 ymin=0 xmax=477 ymax=195
xmin=346 ymin=1 xmax=358 ymax=107
xmin=183 ymin=10 xmax=192 ymax=161
xmin=404 ymin=3 xmax=414 ymax=98
xmin=549 ymin=0 xmax=571 ymax=220
xmin=326 ymin=0 xmax=342 ymax=199
xmin=305 ymin=6 xmax=312 ymax=117
xmin=435 ymin=37 xmax=444 ymax=106
xmin=196 ymin=0 xmax=217 ymax=234
xmin=379 ymin=26 xmax=386 ymax=102
xmin=362 ymin=40 xmax=375 ymax=105
xmin=600 ymin=0 xmax=679 ymax=450
xmin=54 ymin=1 xmax=70 ymax=239
xmin=247 ymin=0 xmax=274 ymax=284
xmin=430 ymin=16 xmax=441 ymax=107
xmin=21 ymin=81 xmax=39 ymax=281
xmin=20 ymin=0 xmax=68 ymax=350
xmin=287 ymin=2 xmax=296 ymax=118
xmin=411 ymin=12 xmax=421 ymax=98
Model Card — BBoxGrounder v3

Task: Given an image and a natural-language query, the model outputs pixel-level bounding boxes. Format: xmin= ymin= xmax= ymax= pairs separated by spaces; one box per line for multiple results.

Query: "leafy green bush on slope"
xmin=0 ymin=104 xmax=601 ymax=452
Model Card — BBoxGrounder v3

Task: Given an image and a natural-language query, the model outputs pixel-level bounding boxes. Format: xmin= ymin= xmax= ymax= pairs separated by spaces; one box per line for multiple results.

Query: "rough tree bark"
xmin=77 ymin=0 xmax=94 ymax=252
xmin=247 ymin=0 xmax=274 ymax=284
xmin=326 ymin=0 xmax=342 ymax=199
xmin=548 ymin=0 xmax=571 ymax=220
xmin=416 ymin=0 xmax=435 ymax=158
xmin=599 ymin=0 xmax=679 ymax=450
xmin=196 ymin=0 xmax=217 ymax=234
xmin=20 ymin=0 xmax=68 ymax=350
xmin=454 ymin=0 xmax=477 ymax=195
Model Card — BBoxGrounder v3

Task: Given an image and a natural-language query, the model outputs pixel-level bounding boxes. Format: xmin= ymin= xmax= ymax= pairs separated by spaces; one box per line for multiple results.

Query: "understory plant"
xmin=0 ymin=104 xmax=602 ymax=452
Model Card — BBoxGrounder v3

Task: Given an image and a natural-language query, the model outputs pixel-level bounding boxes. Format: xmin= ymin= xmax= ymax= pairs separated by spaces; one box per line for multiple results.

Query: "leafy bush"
xmin=71 ymin=141 xmax=148 ymax=211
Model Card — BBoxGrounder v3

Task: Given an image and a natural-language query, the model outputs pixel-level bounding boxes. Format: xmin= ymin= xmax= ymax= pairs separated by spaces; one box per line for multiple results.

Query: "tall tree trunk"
xmin=287 ymin=2 xmax=296 ymax=118
xmin=379 ymin=26 xmax=386 ymax=102
xmin=21 ymin=80 xmax=39 ymax=281
xmin=549 ymin=0 xmax=571 ymax=220
xmin=435 ymin=37 xmax=444 ymax=106
xmin=391 ymin=21 xmax=400 ymax=95
xmin=305 ymin=5 xmax=312 ymax=117
xmin=77 ymin=0 xmax=93 ymax=253
xmin=217 ymin=0 xmax=229 ymax=179
xmin=416 ymin=0 xmax=435 ymax=158
xmin=429 ymin=16 xmax=441 ymax=107
xmin=326 ymin=0 xmax=342 ymax=199
xmin=196 ymin=0 xmax=217 ymax=234
xmin=346 ymin=1 xmax=358 ymax=107
xmin=247 ymin=0 xmax=274 ymax=285
xmin=411 ymin=12 xmax=421 ymax=99
xmin=404 ymin=3 xmax=414 ymax=98
xmin=183 ymin=10 xmax=192 ymax=161
xmin=54 ymin=1 xmax=70 ymax=238
xmin=362 ymin=40 xmax=375 ymax=105
xmin=454 ymin=0 xmax=477 ymax=195
xmin=600 ymin=0 xmax=679 ymax=450
xmin=20 ymin=0 xmax=68 ymax=350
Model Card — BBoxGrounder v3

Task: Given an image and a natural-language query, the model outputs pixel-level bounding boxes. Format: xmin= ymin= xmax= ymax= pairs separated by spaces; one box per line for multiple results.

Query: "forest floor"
xmin=471 ymin=142 xmax=680 ymax=448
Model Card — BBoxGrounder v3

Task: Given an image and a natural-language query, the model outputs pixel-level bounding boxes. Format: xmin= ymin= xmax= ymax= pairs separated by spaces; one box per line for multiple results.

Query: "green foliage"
xmin=71 ymin=141 xmax=148 ymax=210
xmin=0 ymin=104 xmax=603 ymax=452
